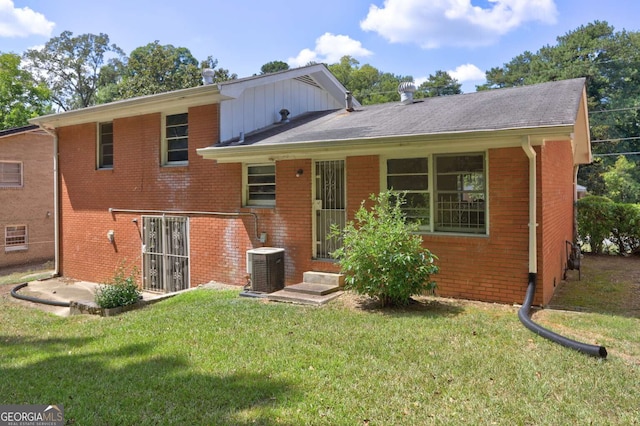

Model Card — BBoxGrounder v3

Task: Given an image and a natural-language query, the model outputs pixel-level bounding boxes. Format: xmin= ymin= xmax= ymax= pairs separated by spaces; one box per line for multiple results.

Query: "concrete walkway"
xmin=10 ymin=277 xmax=231 ymax=317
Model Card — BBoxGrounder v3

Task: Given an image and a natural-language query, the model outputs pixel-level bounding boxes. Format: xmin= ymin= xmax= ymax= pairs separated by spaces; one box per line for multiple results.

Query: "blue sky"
xmin=2 ymin=0 xmax=640 ymax=93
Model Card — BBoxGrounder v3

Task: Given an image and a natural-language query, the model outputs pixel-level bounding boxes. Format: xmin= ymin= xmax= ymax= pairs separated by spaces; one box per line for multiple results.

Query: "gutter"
xmin=518 ymin=138 xmax=607 ymax=358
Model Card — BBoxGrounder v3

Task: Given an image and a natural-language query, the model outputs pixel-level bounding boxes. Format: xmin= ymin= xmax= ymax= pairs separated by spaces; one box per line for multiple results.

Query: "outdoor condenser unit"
xmin=246 ymin=247 xmax=285 ymax=293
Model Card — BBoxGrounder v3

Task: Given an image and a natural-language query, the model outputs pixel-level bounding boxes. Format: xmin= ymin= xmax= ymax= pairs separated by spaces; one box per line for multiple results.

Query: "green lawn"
xmin=1 ymin=289 xmax=638 ymax=425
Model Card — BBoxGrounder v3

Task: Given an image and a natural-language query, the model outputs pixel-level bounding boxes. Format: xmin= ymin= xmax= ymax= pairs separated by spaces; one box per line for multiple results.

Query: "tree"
xmin=602 ymin=156 xmax=640 ymax=203
xmin=328 ymin=56 xmax=413 ymax=105
xmin=23 ymin=31 xmax=125 ymax=111
xmin=112 ymin=44 xmax=236 ymax=100
xmin=0 ymin=52 xmax=50 ymax=129
xmin=418 ymin=70 xmax=462 ymax=97
xmin=477 ymin=21 xmax=640 ymax=195
xmin=260 ymin=60 xmax=289 ymax=74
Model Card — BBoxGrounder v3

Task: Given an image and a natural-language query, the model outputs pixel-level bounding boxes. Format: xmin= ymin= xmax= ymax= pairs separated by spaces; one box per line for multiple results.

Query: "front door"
xmin=313 ymin=160 xmax=346 ymax=259
xmin=142 ymin=215 xmax=190 ymax=292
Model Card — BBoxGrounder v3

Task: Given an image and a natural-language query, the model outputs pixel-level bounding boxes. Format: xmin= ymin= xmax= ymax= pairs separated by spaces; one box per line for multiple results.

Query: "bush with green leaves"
xmin=330 ymin=191 xmax=439 ymax=307
xmin=95 ymin=266 xmax=142 ymax=309
xmin=577 ymin=195 xmax=614 ymax=254
xmin=577 ymin=195 xmax=640 ymax=255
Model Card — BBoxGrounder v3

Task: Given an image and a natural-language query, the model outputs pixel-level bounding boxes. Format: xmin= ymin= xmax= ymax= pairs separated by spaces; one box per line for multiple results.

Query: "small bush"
xmin=95 ymin=266 xmax=141 ymax=309
xmin=330 ymin=191 xmax=439 ymax=307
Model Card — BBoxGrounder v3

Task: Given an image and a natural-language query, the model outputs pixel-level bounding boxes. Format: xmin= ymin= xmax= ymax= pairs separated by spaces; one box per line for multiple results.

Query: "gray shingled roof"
xmin=218 ymin=78 xmax=586 ymax=148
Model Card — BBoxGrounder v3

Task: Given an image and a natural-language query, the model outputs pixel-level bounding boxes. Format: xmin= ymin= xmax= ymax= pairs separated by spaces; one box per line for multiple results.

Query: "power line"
xmin=590 ymin=106 xmax=640 ymax=114
xmin=591 ymin=136 xmax=640 ymax=143
xmin=593 ymin=151 xmax=640 ymax=157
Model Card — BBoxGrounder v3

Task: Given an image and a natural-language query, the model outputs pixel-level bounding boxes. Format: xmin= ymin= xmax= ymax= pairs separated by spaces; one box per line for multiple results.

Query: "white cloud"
xmin=448 ymin=63 xmax=485 ymax=82
xmin=0 ymin=0 xmax=54 ymax=37
xmin=360 ymin=0 xmax=557 ymax=48
xmin=288 ymin=33 xmax=373 ymax=67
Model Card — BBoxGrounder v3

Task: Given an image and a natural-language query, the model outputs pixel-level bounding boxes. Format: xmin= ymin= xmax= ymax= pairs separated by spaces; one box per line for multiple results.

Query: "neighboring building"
xmin=0 ymin=125 xmax=54 ymax=269
xmin=30 ymin=65 xmax=591 ymax=306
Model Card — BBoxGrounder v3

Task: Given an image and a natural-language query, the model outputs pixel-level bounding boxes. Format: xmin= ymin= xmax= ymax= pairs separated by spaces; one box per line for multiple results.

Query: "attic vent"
xmin=294 ymin=75 xmax=321 ymax=89
xmin=398 ymin=82 xmax=416 ymax=105
xmin=202 ymin=68 xmax=216 ymax=85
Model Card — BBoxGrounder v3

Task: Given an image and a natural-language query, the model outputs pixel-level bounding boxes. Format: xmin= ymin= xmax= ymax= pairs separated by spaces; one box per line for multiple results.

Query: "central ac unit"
xmin=246 ymin=247 xmax=285 ymax=293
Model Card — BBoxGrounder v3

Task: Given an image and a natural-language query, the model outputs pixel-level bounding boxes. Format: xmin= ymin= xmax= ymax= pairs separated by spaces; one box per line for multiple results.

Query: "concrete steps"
xmin=267 ymin=271 xmax=344 ymax=306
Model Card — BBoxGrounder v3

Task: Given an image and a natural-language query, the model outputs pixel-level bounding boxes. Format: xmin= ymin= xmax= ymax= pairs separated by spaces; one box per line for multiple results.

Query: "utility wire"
xmin=591 ymin=136 xmax=640 ymax=143
xmin=590 ymin=106 xmax=640 ymax=114
xmin=593 ymin=151 xmax=640 ymax=157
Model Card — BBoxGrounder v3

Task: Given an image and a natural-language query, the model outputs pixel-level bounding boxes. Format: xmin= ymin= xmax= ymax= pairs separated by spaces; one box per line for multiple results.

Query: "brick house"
xmin=0 ymin=125 xmax=55 ymax=269
xmin=30 ymin=65 xmax=591 ymax=306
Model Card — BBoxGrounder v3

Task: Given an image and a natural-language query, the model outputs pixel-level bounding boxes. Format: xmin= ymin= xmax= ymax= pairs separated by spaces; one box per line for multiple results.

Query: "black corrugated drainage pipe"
xmin=518 ymin=273 xmax=607 ymax=358
xmin=11 ymin=283 xmax=70 ymax=307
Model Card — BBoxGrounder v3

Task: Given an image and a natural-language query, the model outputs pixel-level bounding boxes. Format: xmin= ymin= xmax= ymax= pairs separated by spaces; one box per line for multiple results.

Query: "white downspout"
xmin=41 ymin=127 xmax=60 ymax=277
xmin=522 ymin=137 xmax=537 ymax=274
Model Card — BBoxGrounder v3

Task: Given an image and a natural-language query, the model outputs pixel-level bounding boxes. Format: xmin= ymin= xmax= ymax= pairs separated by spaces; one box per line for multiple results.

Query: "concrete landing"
xmin=266 ymin=280 xmax=343 ymax=306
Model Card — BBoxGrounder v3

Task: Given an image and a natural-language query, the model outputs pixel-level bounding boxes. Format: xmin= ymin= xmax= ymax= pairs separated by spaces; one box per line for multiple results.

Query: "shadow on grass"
xmin=342 ymin=293 xmax=465 ymax=318
xmin=0 ymin=336 xmax=299 ymax=425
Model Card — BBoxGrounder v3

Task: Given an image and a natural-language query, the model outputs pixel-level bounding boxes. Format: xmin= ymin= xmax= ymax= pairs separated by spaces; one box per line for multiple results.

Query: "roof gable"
xmin=29 ymin=64 xmax=350 ymax=130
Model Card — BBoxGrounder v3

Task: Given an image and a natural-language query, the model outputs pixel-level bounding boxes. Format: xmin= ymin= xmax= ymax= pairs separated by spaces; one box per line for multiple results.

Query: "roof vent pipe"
xmin=202 ymin=68 xmax=216 ymax=85
xmin=279 ymin=108 xmax=290 ymax=123
xmin=345 ymin=91 xmax=354 ymax=112
xmin=398 ymin=82 xmax=416 ymax=105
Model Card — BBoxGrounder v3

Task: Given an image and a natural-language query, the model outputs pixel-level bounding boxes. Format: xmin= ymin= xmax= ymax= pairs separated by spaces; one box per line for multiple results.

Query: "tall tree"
xmin=418 ymin=70 xmax=462 ymax=97
xmin=260 ymin=61 xmax=289 ymax=75
xmin=328 ymin=56 xmax=413 ymax=105
xmin=0 ymin=52 xmax=51 ymax=129
xmin=477 ymin=21 xmax=640 ymax=196
xmin=112 ymin=44 xmax=236 ymax=100
xmin=602 ymin=156 xmax=640 ymax=203
xmin=23 ymin=31 xmax=125 ymax=111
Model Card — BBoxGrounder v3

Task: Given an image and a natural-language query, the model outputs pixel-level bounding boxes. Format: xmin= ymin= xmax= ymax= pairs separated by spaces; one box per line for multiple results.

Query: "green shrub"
xmin=330 ymin=191 xmax=439 ymax=307
xmin=577 ymin=195 xmax=614 ymax=254
xmin=95 ymin=266 xmax=142 ymax=309
xmin=609 ymin=203 xmax=640 ymax=255
xmin=577 ymin=195 xmax=640 ymax=255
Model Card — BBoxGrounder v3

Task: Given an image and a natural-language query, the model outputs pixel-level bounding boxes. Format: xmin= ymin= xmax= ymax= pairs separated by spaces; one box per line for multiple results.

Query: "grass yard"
xmin=1 ymin=280 xmax=639 ymax=425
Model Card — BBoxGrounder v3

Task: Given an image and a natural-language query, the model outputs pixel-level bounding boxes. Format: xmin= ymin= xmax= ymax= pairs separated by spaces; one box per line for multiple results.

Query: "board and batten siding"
xmin=220 ymin=78 xmax=344 ymax=143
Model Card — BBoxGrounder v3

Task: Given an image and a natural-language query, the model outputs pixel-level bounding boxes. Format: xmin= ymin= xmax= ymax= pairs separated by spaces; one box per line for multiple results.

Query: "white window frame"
xmin=384 ymin=156 xmax=431 ymax=231
xmin=162 ymin=112 xmax=189 ymax=166
xmin=0 ymin=161 xmax=23 ymax=188
xmin=5 ymin=225 xmax=27 ymax=251
xmin=383 ymin=152 xmax=488 ymax=235
xmin=433 ymin=153 xmax=487 ymax=234
xmin=243 ymin=163 xmax=276 ymax=207
xmin=97 ymin=122 xmax=114 ymax=169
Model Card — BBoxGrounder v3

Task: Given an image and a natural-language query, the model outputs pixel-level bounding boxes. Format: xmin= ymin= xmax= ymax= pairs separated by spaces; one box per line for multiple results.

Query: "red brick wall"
xmin=538 ymin=140 xmax=575 ymax=305
xmin=0 ymin=131 xmax=54 ymax=268
xmin=57 ymin=103 xmax=573 ymax=304
xmin=419 ymin=147 xmax=531 ymax=304
xmin=58 ymin=105 xmax=262 ymax=286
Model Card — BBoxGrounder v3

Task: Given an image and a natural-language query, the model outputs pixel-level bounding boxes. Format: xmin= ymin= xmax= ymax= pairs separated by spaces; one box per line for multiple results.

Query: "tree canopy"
xmin=328 ymin=56 xmax=414 ymax=105
xmin=23 ymin=31 xmax=125 ymax=111
xmin=109 ymin=42 xmax=237 ymax=100
xmin=260 ymin=61 xmax=289 ymax=75
xmin=0 ymin=52 xmax=51 ymax=129
xmin=477 ymin=21 xmax=640 ymax=201
xmin=418 ymin=70 xmax=462 ymax=97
